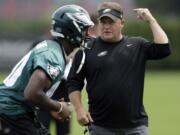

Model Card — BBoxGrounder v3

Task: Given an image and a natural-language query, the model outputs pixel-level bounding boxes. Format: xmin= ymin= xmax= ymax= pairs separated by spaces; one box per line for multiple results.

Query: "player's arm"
xmin=134 ymin=8 xmax=169 ymax=44
xmin=24 ymin=68 xmax=67 ymax=112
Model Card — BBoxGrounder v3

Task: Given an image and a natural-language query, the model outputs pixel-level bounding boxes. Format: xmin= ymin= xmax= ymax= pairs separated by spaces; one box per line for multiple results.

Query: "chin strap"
xmin=76 ymin=37 xmax=96 ymax=74
xmin=76 ymin=49 xmax=86 ymax=74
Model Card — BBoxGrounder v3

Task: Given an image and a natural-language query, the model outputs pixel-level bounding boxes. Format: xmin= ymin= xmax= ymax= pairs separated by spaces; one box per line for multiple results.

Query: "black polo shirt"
xmin=67 ymin=36 xmax=171 ymax=128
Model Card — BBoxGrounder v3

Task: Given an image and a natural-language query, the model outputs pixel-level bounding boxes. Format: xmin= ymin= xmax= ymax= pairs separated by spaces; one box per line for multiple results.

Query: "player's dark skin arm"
xmin=24 ymin=68 xmax=61 ymax=112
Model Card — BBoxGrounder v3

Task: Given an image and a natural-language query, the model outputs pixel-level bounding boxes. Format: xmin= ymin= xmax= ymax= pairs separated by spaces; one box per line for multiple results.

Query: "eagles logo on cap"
xmin=98 ymin=8 xmax=123 ymax=22
xmin=102 ymin=9 xmax=111 ymax=13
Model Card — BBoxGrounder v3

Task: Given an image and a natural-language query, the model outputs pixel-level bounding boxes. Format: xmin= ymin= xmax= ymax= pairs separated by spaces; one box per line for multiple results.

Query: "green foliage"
xmin=135 ymin=0 xmax=180 ymax=15
xmin=0 ymin=20 xmax=50 ymax=39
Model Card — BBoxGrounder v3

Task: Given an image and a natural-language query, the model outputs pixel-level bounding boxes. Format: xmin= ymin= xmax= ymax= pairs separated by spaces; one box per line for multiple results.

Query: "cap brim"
xmin=98 ymin=13 xmax=119 ymax=22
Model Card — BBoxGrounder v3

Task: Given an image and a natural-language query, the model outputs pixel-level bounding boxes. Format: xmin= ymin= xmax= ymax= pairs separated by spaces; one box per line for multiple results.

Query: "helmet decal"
xmin=72 ymin=20 xmax=81 ymax=33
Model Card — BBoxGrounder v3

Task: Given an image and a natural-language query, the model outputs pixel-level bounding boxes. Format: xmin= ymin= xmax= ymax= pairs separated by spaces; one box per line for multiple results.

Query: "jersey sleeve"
xmin=32 ymin=49 xmax=64 ymax=81
xmin=139 ymin=37 xmax=171 ymax=60
xmin=67 ymin=50 xmax=86 ymax=94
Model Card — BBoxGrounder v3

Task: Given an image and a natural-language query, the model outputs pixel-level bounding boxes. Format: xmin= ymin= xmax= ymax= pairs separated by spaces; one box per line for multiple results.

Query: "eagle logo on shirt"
xmin=97 ymin=51 xmax=108 ymax=57
xmin=47 ymin=63 xmax=60 ymax=80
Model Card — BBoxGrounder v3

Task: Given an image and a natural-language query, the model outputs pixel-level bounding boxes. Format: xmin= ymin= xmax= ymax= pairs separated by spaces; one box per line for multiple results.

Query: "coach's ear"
xmin=118 ymin=19 xmax=125 ymax=29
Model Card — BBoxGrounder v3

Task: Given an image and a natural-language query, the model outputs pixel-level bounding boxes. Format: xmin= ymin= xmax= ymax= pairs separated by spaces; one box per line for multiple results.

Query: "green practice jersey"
xmin=0 ymin=40 xmax=65 ymax=116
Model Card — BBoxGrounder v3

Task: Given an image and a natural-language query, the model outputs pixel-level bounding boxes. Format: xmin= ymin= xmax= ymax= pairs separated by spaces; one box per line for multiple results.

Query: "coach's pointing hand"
xmin=134 ymin=8 xmax=156 ymax=23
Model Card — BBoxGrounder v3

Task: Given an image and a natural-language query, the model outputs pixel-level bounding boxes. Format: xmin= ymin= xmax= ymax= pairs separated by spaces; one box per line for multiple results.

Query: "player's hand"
xmin=50 ymin=111 xmax=64 ymax=122
xmin=51 ymin=101 xmax=72 ymax=122
xmin=58 ymin=102 xmax=72 ymax=121
xmin=133 ymin=8 xmax=156 ymax=23
xmin=76 ymin=107 xmax=93 ymax=126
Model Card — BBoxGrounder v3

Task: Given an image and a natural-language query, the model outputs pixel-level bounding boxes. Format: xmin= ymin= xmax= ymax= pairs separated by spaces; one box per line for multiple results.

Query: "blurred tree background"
xmin=0 ymin=0 xmax=179 ymax=70
xmin=136 ymin=0 xmax=180 ymax=15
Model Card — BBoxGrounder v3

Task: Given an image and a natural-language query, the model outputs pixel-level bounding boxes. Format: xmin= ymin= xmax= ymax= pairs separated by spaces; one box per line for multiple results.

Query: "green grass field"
xmin=0 ymin=71 xmax=180 ymax=135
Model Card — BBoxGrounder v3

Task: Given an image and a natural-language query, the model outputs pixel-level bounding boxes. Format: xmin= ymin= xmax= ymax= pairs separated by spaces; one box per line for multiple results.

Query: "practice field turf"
xmin=0 ymin=71 xmax=180 ymax=135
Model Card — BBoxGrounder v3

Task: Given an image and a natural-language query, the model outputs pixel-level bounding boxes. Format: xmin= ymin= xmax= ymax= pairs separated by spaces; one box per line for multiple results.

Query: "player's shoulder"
xmin=31 ymin=40 xmax=64 ymax=66
xmin=32 ymin=40 xmax=61 ymax=56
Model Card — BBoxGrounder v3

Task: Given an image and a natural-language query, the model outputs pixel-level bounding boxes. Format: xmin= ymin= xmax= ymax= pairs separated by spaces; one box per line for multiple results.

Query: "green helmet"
xmin=51 ymin=5 xmax=94 ymax=48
